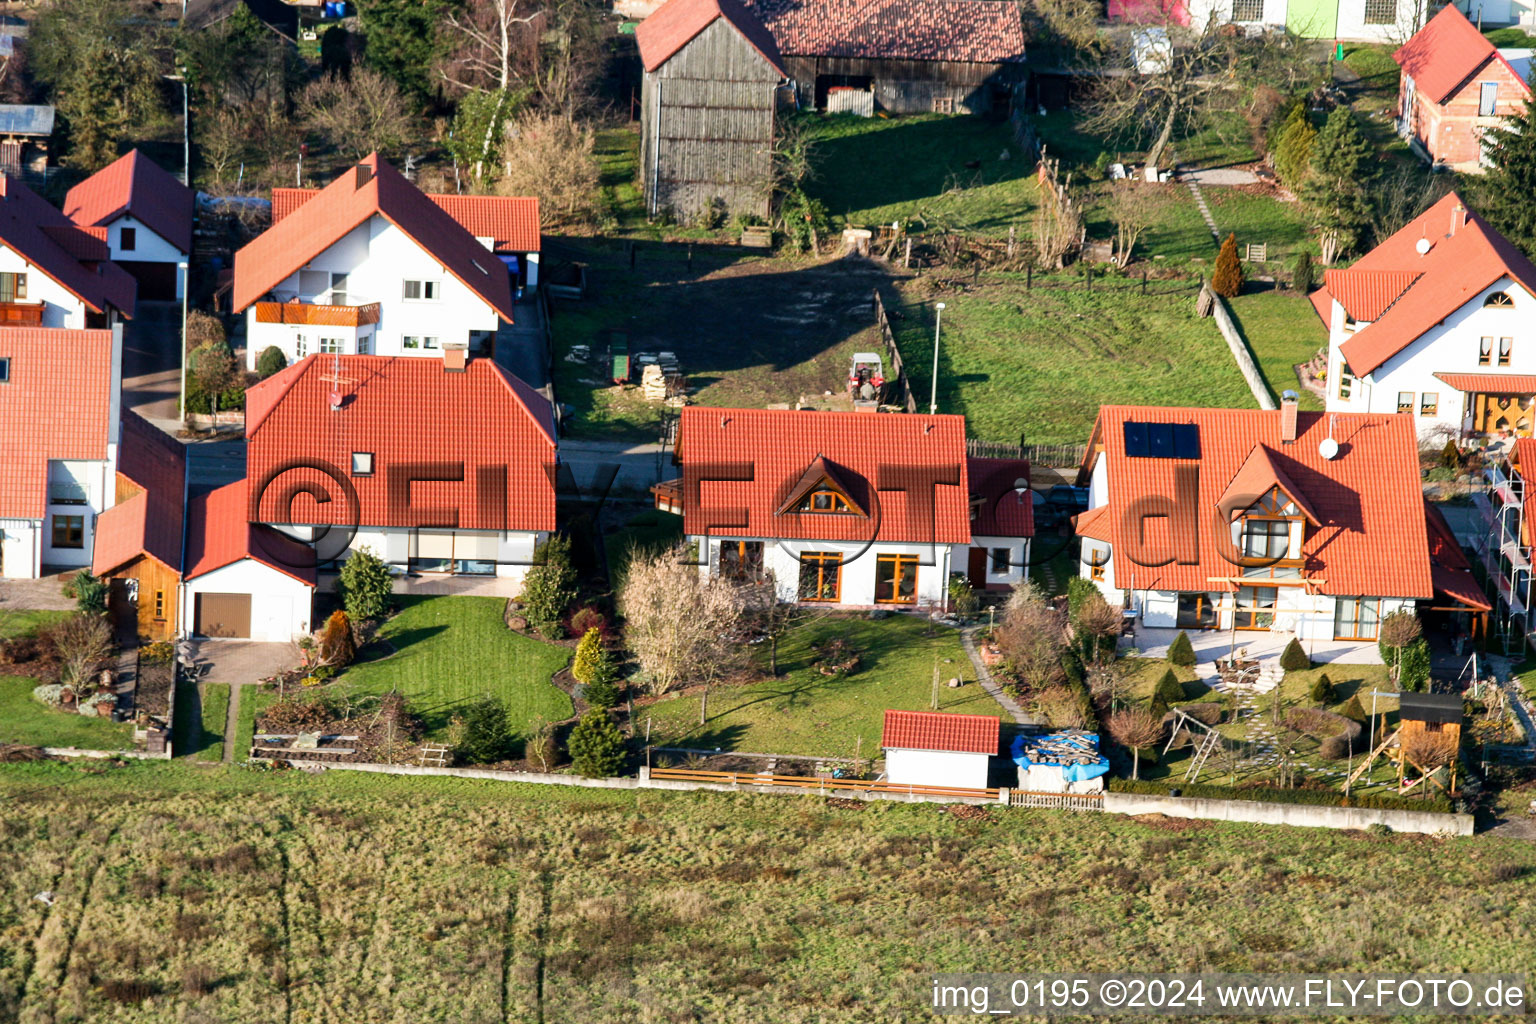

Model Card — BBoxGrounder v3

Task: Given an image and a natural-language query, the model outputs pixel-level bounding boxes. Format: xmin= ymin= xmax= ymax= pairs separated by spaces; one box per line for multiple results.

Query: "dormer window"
xmin=775 ymin=456 xmax=867 ymax=518
xmin=801 ymin=489 xmax=854 ymax=514
xmin=1238 ymin=486 xmax=1304 ymax=571
xmin=1485 ymin=291 xmax=1514 ymax=308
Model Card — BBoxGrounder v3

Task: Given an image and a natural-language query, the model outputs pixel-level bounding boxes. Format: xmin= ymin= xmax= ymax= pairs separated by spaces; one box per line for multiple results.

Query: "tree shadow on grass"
xmin=376 ymin=624 xmax=448 ymax=652
xmin=651 ymin=723 xmax=750 ymax=754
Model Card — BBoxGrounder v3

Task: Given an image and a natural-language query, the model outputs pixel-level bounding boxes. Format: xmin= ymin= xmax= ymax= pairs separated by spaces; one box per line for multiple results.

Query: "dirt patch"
xmin=825 ymin=797 xmax=867 ymax=811
xmin=1130 ymin=813 xmax=1213 ymax=833
xmin=945 ymin=804 xmax=993 ymax=823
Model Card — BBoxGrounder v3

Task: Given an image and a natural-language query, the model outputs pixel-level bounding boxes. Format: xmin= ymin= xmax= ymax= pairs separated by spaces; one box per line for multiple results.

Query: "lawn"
xmin=801 ymin=112 xmax=1040 ymax=237
xmin=193 ymin=683 xmax=230 ymax=762
xmin=0 ymin=608 xmax=71 ymax=639
xmin=321 ymin=595 xmax=573 ymax=740
xmin=1225 ymin=288 xmax=1329 ymax=409
xmin=0 ymin=762 xmax=1530 ymax=1022
xmin=890 ymin=272 xmax=1257 ymax=444
xmin=0 ymin=675 xmax=134 ymax=751
xmin=642 ymin=613 xmax=1003 ymax=759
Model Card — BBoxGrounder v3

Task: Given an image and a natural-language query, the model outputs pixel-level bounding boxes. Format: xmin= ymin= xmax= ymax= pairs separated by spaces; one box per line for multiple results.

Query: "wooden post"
xmin=1142 ymin=269 xmax=1148 ymax=295
xmin=1007 ymin=225 xmax=1016 ymax=257
xmin=905 ymin=237 xmax=912 ymax=268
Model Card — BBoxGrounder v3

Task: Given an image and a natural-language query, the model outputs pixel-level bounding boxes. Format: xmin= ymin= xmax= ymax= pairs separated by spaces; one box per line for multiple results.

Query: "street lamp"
xmin=929 ymin=301 xmax=945 ymax=415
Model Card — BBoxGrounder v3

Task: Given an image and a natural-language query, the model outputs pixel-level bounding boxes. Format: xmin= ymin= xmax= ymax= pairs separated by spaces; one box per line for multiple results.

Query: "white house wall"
xmin=698 ymin=536 xmax=953 ymax=608
xmin=885 ymin=747 xmax=991 ymax=789
xmin=1327 ymin=276 xmax=1536 ymax=438
xmin=180 ymin=559 xmax=314 ymax=642
xmin=1336 ymin=0 xmax=1426 ymax=40
xmin=274 ymin=529 xmax=543 ymax=590
xmin=0 ymin=519 xmax=39 ymax=578
xmin=106 ymin=214 xmax=187 ymax=300
xmin=0 ymin=243 xmax=88 ymax=327
xmin=961 ymin=536 xmax=1030 ymax=588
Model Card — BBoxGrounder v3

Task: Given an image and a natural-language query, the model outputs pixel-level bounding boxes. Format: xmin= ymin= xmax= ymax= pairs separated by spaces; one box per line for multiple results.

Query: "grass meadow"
xmin=0 ymin=762 xmax=1531 ymax=1023
xmin=1225 ymin=289 xmax=1329 ymax=410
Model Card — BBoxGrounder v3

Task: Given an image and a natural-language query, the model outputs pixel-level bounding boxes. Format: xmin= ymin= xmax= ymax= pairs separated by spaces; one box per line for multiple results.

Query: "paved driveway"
xmin=121 ymin=300 xmax=184 ymax=433
xmin=187 ymin=638 xmax=297 ymax=685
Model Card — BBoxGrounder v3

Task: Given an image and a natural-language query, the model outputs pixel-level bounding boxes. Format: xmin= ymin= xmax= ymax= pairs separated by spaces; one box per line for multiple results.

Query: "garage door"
xmin=195 ymin=593 xmax=251 ymax=638
xmin=118 ymin=261 xmax=178 ymax=301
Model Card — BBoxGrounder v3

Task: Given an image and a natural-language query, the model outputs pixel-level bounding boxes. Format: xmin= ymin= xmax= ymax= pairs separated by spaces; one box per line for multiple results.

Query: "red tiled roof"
xmin=1424 ymin=501 xmax=1490 ymax=610
xmin=92 ymin=412 xmax=186 ymax=576
xmin=881 ymin=709 xmax=999 ymax=754
xmin=1395 ymin=6 xmax=1530 ymax=104
xmin=1080 ymin=405 xmax=1433 ymax=598
xmin=677 ymin=407 xmax=971 ymax=545
xmin=0 ymin=176 xmax=136 ymax=317
xmin=41 ymin=224 xmax=109 ymax=262
xmin=1337 ymin=193 xmax=1536 ymax=378
xmin=0 ymin=328 xmax=116 ymax=520
xmin=1320 ymin=268 xmax=1421 ymax=322
xmin=273 ymin=187 xmax=541 ymax=254
xmin=63 ymin=149 xmax=195 ymax=255
xmin=1218 ymin=443 xmax=1322 ymax=526
xmin=234 ymin=155 xmax=515 ymax=320
xmin=185 ymin=478 xmax=317 ymax=586
xmin=246 ymin=355 xmax=556 ymax=532
xmin=638 ymin=0 xmax=785 ymax=73
xmin=1308 ymin=286 xmax=1332 ymax=328
xmin=1073 ymin=503 xmax=1110 ymax=542
xmin=1515 ymin=438 xmax=1536 ymax=484
xmin=968 ymin=457 xmax=1033 ymax=537
xmin=1432 ymin=372 xmax=1536 ymax=395
xmin=742 ymin=0 xmax=1026 ymax=63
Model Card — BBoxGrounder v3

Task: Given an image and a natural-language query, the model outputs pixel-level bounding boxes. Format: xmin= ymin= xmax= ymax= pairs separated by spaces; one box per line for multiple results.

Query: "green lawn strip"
xmin=1202 ymin=190 xmax=1316 ymax=263
xmin=891 ymin=272 xmax=1255 ymax=444
xmin=1342 ymin=44 xmax=1401 ymax=83
xmin=234 ymin=683 xmax=264 ymax=761
xmin=0 ymin=675 xmax=134 ymax=751
xmin=170 ymin=679 xmax=201 ymax=759
xmin=641 ymin=613 xmax=1002 ymax=759
xmin=1225 ymin=289 xmax=1328 ymax=410
xmin=339 ymin=595 xmax=573 ymax=741
xmin=0 ymin=609 xmax=72 ymax=640
xmin=802 ymin=111 xmax=1040 ymax=237
xmin=194 ymin=683 xmax=230 ymax=762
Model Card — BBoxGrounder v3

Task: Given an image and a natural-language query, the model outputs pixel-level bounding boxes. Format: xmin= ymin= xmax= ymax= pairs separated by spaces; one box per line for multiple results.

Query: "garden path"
xmin=959 ymin=626 xmax=1041 ymax=727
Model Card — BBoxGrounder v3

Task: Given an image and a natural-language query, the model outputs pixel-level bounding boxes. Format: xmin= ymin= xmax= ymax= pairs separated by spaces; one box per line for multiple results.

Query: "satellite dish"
xmin=328 ymin=390 xmax=343 ymax=409
xmin=1415 ymin=237 xmax=1432 ymax=255
xmin=1318 ymin=437 xmax=1340 ymax=460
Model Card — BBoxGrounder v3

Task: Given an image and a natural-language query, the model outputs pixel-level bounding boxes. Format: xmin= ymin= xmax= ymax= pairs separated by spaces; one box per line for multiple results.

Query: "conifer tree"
xmin=1212 ymin=233 xmax=1244 ymax=297
xmin=1477 ymin=95 xmax=1536 ymax=257
xmin=1298 ymin=107 xmax=1374 ymax=263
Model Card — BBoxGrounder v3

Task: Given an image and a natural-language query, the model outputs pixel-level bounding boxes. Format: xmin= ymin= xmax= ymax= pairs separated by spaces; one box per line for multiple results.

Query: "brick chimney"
xmin=442 ymin=341 xmax=467 ymax=373
xmin=1279 ymin=390 xmax=1299 ymax=444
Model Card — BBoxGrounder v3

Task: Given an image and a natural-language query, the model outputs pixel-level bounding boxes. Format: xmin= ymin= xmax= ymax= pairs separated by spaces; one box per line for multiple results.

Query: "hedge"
xmin=1107 ymin=777 xmax=1453 ymax=814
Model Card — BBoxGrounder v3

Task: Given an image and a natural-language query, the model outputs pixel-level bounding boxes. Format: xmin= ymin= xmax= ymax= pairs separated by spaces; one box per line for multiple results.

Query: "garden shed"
xmin=881 ymin=709 xmax=998 ymax=790
xmin=1398 ymin=692 xmax=1464 ymax=745
xmin=636 ymin=0 xmax=786 ymax=223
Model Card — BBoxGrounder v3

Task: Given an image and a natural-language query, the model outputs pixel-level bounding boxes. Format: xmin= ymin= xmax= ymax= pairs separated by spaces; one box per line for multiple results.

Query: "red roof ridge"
xmin=881 ymin=709 xmax=999 ymax=755
xmin=186 ymin=478 xmax=317 ymax=586
xmin=1218 ymin=443 xmax=1322 ymax=526
xmin=63 ymin=149 xmax=195 ymax=255
xmin=637 ymin=0 xmax=786 ymax=73
xmin=1320 ymin=267 xmax=1423 ymax=322
xmin=1395 ymin=6 xmax=1528 ymax=104
xmin=0 ymin=175 xmax=136 ymax=317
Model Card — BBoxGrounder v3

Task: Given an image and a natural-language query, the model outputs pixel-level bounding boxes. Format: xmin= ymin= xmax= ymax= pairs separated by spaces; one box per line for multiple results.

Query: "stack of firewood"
xmin=1023 ymin=733 xmax=1101 ymax=766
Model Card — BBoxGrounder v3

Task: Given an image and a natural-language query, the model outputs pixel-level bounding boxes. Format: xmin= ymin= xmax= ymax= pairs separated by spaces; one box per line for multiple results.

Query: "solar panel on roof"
xmin=1147 ymin=423 xmax=1174 ymax=457
xmin=1124 ymin=421 xmax=1200 ymax=459
xmin=1173 ymin=423 xmax=1200 ymax=459
xmin=1123 ymin=421 xmax=1148 ymax=456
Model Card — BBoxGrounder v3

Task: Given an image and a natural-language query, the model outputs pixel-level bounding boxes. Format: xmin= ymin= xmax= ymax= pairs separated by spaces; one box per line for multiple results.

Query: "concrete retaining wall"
xmin=1203 ymin=284 xmax=1276 ymax=410
xmin=43 ymin=747 xmax=169 ymax=761
xmin=1103 ymin=791 xmax=1473 ymax=836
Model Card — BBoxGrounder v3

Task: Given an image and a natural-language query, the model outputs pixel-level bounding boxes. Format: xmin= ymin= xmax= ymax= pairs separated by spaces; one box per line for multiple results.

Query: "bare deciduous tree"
xmin=498 ymin=112 xmax=601 ymax=228
xmin=299 ymin=68 xmax=414 ymax=161
xmin=1107 ymin=708 xmax=1163 ymax=780
xmin=440 ymin=0 xmax=543 ymax=93
xmin=619 ymin=550 xmax=750 ymax=698
xmin=197 ymin=108 xmax=248 ymax=192
xmin=1033 ymin=156 xmax=1084 ymax=269
xmin=1087 ymin=659 xmax=1135 ymax=713
xmin=1073 ymin=594 xmax=1122 ymax=665
xmin=1103 ymin=180 xmax=1160 ymax=269
xmin=191 ymin=343 xmax=240 ymax=420
xmin=1036 ymin=685 xmax=1089 ymax=729
xmin=1400 ymin=730 xmax=1458 ymax=778
xmin=994 ymin=582 xmax=1069 ymax=693
xmin=52 ymin=614 xmax=112 ymax=687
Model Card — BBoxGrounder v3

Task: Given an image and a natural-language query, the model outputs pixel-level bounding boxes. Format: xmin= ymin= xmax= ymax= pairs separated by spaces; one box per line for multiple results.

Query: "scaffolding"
xmin=1475 ymin=455 xmax=1531 ymax=655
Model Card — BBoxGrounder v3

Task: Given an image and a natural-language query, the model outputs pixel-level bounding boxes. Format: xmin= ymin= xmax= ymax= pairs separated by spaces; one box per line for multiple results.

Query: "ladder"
xmin=419 ymin=744 xmax=451 ymax=768
xmin=1185 ymin=729 xmax=1222 ymax=782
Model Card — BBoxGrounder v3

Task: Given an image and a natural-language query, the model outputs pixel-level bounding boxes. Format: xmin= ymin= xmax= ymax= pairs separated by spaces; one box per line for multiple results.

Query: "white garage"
xmin=881 ymin=710 xmax=1000 ymax=791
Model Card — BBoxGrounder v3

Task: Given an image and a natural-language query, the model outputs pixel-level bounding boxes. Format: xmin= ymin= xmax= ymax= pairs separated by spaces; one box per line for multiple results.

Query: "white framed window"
xmin=402 ymin=336 xmax=440 ymax=350
xmin=1480 ymin=82 xmax=1498 ymax=117
xmin=295 ymin=335 xmax=308 ymax=358
xmin=423 ymin=336 xmax=439 ymax=349
xmin=319 ymin=337 xmax=344 ymax=354
xmin=402 ymin=280 xmax=440 ymax=301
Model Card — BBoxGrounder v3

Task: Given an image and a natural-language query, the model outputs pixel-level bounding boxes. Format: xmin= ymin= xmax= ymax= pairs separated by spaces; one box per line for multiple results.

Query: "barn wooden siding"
xmin=783 ymin=56 xmax=1025 ymax=115
xmin=641 ymin=17 xmax=780 ymax=223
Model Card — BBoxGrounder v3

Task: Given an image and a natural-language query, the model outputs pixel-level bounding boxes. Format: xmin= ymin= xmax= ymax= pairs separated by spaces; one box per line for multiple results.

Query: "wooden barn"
xmin=636 ymin=0 xmax=787 ymax=223
xmin=742 ymin=0 xmax=1027 ymax=115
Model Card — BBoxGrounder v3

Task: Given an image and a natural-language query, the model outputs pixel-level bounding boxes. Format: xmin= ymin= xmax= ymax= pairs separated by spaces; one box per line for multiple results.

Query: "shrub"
xmin=140 ymin=640 xmax=174 ymax=665
xmin=1065 ymin=575 xmax=1100 ymax=619
xmin=568 ymin=709 xmax=626 ymax=777
xmin=1070 ymin=593 xmax=1121 ymax=664
xmin=51 ymin=613 xmax=112 ymax=686
xmin=1292 ymin=250 xmax=1314 ymax=292
xmin=1153 ymin=668 xmax=1186 ymax=707
xmin=456 ymin=695 xmax=513 ymax=764
xmin=1338 ymin=694 xmax=1367 ymax=723
xmin=582 ymin=676 xmax=619 ymax=710
xmin=1285 ymin=706 xmax=1360 ymax=759
xmin=567 ymin=605 xmax=610 ymax=641
xmin=1309 ymin=673 xmax=1336 ymax=704
xmin=63 ymin=570 xmax=107 ymax=614
xmin=338 ymin=547 xmax=393 ymax=623
xmin=521 ymin=535 xmax=578 ymax=637
xmin=572 ymin=628 xmax=606 ymax=685
xmin=1397 ymin=639 xmax=1431 ymax=692
xmin=1211 ymin=233 xmax=1244 ymax=297
xmin=318 ymin=610 xmax=355 ymax=668
xmin=948 ymin=574 xmax=980 ymax=618
xmin=255 ymin=345 xmax=288 ymax=379
xmin=1107 ymin=777 xmax=1452 ymax=813
xmin=527 ymin=717 xmax=559 ymax=772
xmin=1167 ymin=630 xmax=1196 ymax=667
xmin=1279 ymin=637 xmax=1310 ymax=671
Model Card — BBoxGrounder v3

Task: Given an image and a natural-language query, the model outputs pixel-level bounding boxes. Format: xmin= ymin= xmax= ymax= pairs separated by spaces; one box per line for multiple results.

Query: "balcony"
xmin=254 ymin=300 xmax=381 ymax=328
xmin=0 ymin=301 xmax=44 ymax=326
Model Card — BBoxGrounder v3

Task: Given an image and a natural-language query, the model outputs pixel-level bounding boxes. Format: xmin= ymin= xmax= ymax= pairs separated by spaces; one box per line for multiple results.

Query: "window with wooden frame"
xmin=120 ymin=226 xmax=137 ymax=252
xmin=719 ymin=540 xmax=764 ymax=581
xmin=0 ymin=357 xmax=9 ymax=384
xmin=797 ymin=489 xmax=856 ymax=514
xmin=153 ymin=590 xmax=165 ymax=621
xmin=0 ymin=272 xmax=26 ymax=303
xmin=1337 ymin=368 xmax=1354 ymax=400
xmin=1420 ymin=392 xmax=1438 ymax=417
xmin=797 ymin=552 xmax=842 ymax=602
xmin=932 ymin=96 xmax=954 ymax=114
xmin=1239 ymin=487 xmax=1303 ymax=564
xmin=1396 ymin=391 xmax=1414 ymax=414
xmin=1089 ymin=562 xmax=1105 ymax=582
xmin=874 ymin=554 xmax=918 ymax=604
xmin=1480 ymin=336 xmax=1494 ymax=366
xmin=990 ymin=547 xmax=1011 ymax=575
xmin=1485 ymin=291 xmax=1514 ymax=308
xmin=1332 ymin=596 xmax=1380 ymax=640
xmin=1233 ymin=585 xmax=1277 ymax=630
xmin=1424 ymin=720 xmax=1444 ymax=733
xmin=51 ymin=515 xmax=83 ymax=549
xmin=1499 ymin=337 xmax=1513 ymax=366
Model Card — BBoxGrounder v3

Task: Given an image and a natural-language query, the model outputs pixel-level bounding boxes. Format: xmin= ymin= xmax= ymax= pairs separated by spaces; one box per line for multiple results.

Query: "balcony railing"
xmin=254 ymin=300 xmax=381 ymax=328
xmin=0 ymin=301 xmax=44 ymax=326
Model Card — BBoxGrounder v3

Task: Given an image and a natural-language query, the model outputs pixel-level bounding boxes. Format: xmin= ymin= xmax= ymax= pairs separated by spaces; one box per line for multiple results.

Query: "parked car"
xmin=1030 ymin=490 xmax=1062 ymax=529
xmin=1046 ymin=485 xmax=1089 ymax=515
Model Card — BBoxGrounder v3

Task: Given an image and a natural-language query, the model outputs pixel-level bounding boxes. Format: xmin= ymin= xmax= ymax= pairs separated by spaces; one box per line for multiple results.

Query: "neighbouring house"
xmin=0 ymin=175 xmax=136 ymax=328
xmin=636 ymin=0 xmax=785 ymax=222
xmin=742 ymin=0 xmax=1027 ymax=114
xmin=1108 ymin=0 xmax=1427 ymax=42
xmin=181 ymin=478 xmax=316 ymax=641
xmin=182 ymin=0 xmax=300 ymax=39
xmin=1072 ymin=397 xmax=1487 ymax=646
xmin=92 ymin=412 xmax=188 ymax=641
xmin=0 ymin=105 xmax=54 ymax=180
xmin=965 ymin=457 xmax=1034 ymax=591
xmin=666 ymin=407 xmax=1031 ymax=609
xmin=244 ymin=352 xmax=557 ymax=591
xmin=64 ymin=149 xmax=194 ymax=301
xmin=1395 ymin=6 xmax=1532 ymax=171
xmin=0 ymin=327 xmax=123 ymax=579
xmin=232 ymin=155 xmax=517 ymax=371
xmin=273 ymin=188 xmax=542 ymax=292
xmin=1315 ymin=193 xmax=1536 ymax=442
xmin=881 ymin=709 xmax=998 ymax=790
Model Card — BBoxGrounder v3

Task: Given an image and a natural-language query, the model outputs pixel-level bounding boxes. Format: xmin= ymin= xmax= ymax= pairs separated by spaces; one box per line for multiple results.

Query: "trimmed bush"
xmin=456 ymin=695 xmax=512 ymax=764
xmin=1292 ymin=250 xmax=1314 ymax=293
xmin=1212 ymin=233 xmax=1244 ymax=297
xmin=62 ymin=570 xmax=107 ymax=614
xmin=521 ymin=535 xmax=577 ymax=637
xmin=318 ymin=610 xmax=355 ymax=668
xmin=1338 ymin=694 xmax=1367 ymax=723
xmin=1167 ymin=630 xmax=1196 ymax=667
xmin=1107 ymin=777 xmax=1452 ymax=813
xmin=572 ymin=628 xmax=605 ymax=685
xmin=1279 ymin=638 xmax=1310 ymax=671
xmin=1152 ymin=668 xmax=1186 ymax=707
xmin=1309 ymin=673 xmax=1336 ymax=704
xmin=256 ymin=345 xmax=288 ymax=379
xmin=568 ymin=709 xmax=626 ymax=777
xmin=1066 ymin=576 xmax=1100 ymax=619
xmin=1397 ymin=639 xmax=1431 ymax=692
xmin=582 ymin=677 xmax=619 ymax=710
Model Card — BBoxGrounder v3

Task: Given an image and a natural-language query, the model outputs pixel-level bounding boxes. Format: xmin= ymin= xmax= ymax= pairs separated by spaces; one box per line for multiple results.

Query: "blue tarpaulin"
xmin=1011 ymin=731 xmax=1110 ymax=782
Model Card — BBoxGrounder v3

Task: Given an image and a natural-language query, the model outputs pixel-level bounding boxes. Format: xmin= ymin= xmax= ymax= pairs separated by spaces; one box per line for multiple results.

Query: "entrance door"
xmin=968 ymin=546 xmax=988 ymax=584
xmin=1473 ymin=394 xmax=1534 ymax=436
xmin=1176 ymin=592 xmax=1217 ymax=629
xmin=194 ymin=593 xmax=251 ymax=638
xmin=1233 ymin=585 xmax=1277 ymax=630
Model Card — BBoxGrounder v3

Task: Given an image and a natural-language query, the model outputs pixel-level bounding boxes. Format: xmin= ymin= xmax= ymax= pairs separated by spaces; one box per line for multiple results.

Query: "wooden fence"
xmin=871 ymin=288 xmax=920 ymax=413
xmin=1023 ymin=442 xmax=1089 ymax=468
xmin=648 ymin=766 xmax=998 ymax=800
xmin=1008 ymin=789 xmax=1104 ymax=811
